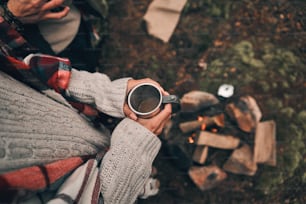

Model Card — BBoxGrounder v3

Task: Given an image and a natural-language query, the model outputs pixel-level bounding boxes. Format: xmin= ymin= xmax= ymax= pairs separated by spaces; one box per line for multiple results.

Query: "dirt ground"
xmin=99 ymin=0 xmax=306 ymax=203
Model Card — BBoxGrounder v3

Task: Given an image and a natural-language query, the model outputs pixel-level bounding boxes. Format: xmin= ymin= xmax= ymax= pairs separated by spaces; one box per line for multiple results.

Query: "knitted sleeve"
xmin=100 ymin=118 xmax=161 ymax=204
xmin=65 ymin=69 xmax=131 ymax=118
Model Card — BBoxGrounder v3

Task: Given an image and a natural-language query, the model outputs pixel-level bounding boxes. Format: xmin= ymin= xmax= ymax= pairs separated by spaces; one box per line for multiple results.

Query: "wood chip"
xmin=179 ymin=114 xmax=224 ymax=133
xmin=254 ymin=120 xmax=277 ymax=166
xmin=196 ymin=131 xmax=240 ymax=149
xmin=225 ymin=95 xmax=262 ymax=133
xmin=192 ymin=145 xmax=209 ymax=164
xmin=180 ymin=91 xmax=219 ymax=113
xmin=188 ymin=165 xmax=227 ymax=191
xmin=223 ymin=144 xmax=257 ymax=176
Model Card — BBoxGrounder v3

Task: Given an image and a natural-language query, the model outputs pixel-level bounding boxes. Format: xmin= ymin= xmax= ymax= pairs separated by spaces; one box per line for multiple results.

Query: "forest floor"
xmin=99 ymin=0 xmax=306 ymax=203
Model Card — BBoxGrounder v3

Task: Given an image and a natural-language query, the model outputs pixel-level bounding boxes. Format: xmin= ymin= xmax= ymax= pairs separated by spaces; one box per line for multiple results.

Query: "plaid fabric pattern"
xmin=0 ymin=9 xmax=110 ymax=201
xmin=0 ymin=55 xmax=106 ymax=204
xmin=1 ymin=53 xmax=72 ymax=93
xmin=0 ymin=16 xmax=38 ymax=57
xmin=0 ymin=29 xmax=104 ymax=203
xmin=0 ymin=15 xmax=103 ymax=116
xmin=48 ymin=151 xmax=107 ymax=204
xmin=2 ymin=53 xmax=99 ymax=117
xmin=24 ymin=54 xmax=72 ymax=93
xmin=0 ymin=153 xmax=108 ymax=203
xmin=0 ymin=157 xmax=86 ymax=191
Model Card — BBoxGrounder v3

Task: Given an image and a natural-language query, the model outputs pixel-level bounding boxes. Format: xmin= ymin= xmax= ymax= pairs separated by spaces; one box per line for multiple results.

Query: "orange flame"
xmin=211 ymin=128 xmax=218 ymax=133
xmin=197 ymin=116 xmax=204 ymax=121
xmin=198 ymin=116 xmax=207 ymax=130
xmin=188 ymin=133 xmax=197 ymax=144
xmin=188 ymin=137 xmax=195 ymax=144
xmin=201 ymin=123 xmax=206 ymax=131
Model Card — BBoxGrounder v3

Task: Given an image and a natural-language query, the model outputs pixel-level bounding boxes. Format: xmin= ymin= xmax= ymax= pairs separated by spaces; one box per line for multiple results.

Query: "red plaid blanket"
xmin=0 ymin=157 xmax=85 ymax=191
xmin=0 ymin=52 xmax=104 ymax=203
xmin=1 ymin=15 xmax=106 ymax=202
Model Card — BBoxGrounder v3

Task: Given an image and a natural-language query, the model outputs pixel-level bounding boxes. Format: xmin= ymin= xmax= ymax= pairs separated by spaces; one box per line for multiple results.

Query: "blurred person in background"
xmin=2 ymin=0 xmax=109 ymax=72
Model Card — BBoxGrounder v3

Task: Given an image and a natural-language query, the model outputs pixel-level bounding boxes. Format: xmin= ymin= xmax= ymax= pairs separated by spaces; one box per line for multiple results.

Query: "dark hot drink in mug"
xmin=127 ymin=83 xmax=180 ymax=118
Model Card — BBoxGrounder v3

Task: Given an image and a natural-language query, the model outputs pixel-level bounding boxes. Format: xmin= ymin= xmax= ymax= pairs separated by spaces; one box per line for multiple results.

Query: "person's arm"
xmin=21 ymin=53 xmax=128 ymax=117
xmin=65 ymin=69 xmax=169 ymax=119
xmin=65 ymin=69 xmax=130 ymax=118
xmin=99 ymin=118 xmax=161 ymax=204
xmin=99 ymin=98 xmax=171 ymax=204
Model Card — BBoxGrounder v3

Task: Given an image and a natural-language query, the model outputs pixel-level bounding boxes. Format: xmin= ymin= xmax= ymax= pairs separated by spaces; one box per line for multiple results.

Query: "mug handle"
xmin=162 ymin=95 xmax=181 ymax=113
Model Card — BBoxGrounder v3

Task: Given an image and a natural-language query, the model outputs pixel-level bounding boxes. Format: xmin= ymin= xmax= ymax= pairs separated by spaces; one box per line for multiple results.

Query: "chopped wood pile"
xmin=162 ymin=90 xmax=276 ymax=191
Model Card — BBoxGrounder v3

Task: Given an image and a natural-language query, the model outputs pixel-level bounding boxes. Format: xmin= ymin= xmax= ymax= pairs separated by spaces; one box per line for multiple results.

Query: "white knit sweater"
xmin=0 ymin=70 xmax=161 ymax=204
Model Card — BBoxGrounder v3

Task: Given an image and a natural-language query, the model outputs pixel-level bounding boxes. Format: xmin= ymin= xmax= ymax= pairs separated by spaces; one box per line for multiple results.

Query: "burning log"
xmin=180 ymin=90 xmax=219 ymax=113
xmin=222 ymin=144 xmax=257 ymax=176
xmin=225 ymin=95 xmax=262 ymax=133
xmin=192 ymin=145 xmax=209 ymax=164
xmin=188 ymin=165 xmax=227 ymax=191
xmin=164 ymin=89 xmax=276 ymax=189
xmin=254 ymin=120 xmax=276 ymax=166
xmin=195 ymin=131 xmax=240 ymax=149
xmin=179 ymin=114 xmax=225 ymax=133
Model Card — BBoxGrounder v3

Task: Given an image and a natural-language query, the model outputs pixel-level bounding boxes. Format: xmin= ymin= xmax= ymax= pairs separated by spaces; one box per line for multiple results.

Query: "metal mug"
xmin=127 ymin=83 xmax=180 ymax=118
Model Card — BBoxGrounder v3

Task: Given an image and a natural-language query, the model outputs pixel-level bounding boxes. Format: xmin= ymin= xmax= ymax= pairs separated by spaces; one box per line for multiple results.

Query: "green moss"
xmin=282 ymin=147 xmax=302 ymax=177
xmin=255 ymin=169 xmax=284 ymax=195
xmin=259 ymin=81 xmax=270 ymax=92
xmin=281 ymin=81 xmax=290 ymax=89
xmin=266 ymin=98 xmax=284 ymax=110
xmin=205 ymin=41 xmax=305 ymax=197
xmin=255 ymin=108 xmax=306 ymax=195
xmin=206 ymin=40 xmax=304 ymax=107
xmin=249 ymin=58 xmax=265 ymax=68
xmin=280 ymin=107 xmax=295 ymax=118
xmin=297 ymin=110 xmax=306 ymax=126
xmin=302 ymin=171 xmax=306 ymax=184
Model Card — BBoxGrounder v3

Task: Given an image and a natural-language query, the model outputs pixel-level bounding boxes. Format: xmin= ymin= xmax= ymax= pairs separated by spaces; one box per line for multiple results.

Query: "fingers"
xmin=154 ymin=114 xmax=171 ymax=135
xmin=127 ymin=112 xmax=138 ymax=121
xmin=155 ymin=103 xmax=172 ymax=122
xmin=126 ymin=78 xmax=172 ymax=134
xmin=9 ymin=0 xmax=69 ymax=24
xmin=40 ymin=6 xmax=70 ymax=20
xmin=137 ymin=103 xmax=172 ymax=135
xmin=123 ymin=104 xmax=138 ymax=121
xmin=41 ymin=0 xmax=65 ymax=11
xmin=19 ymin=6 xmax=69 ymax=23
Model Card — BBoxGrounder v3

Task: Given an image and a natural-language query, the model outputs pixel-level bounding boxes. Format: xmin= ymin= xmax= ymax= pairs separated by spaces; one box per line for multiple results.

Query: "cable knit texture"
xmin=0 ymin=70 xmax=162 ymax=204
xmin=0 ymin=72 xmax=109 ymax=173
xmin=100 ymin=118 xmax=161 ymax=204
xmin=66 ymin=69 xmax=131 ymax=118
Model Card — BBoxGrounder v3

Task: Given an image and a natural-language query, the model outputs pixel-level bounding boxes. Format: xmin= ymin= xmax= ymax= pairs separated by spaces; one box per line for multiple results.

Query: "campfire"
xmin=162 ymin=88 xmax=276 ymax=191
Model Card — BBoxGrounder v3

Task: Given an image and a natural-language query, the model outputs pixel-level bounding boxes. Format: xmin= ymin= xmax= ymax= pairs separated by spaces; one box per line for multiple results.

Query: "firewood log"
xmin=192 ymin=145 xmax=209 ymax=164
xmin=196 ymin=131 xmax=240 ymax=149
xmin=179 ymin=114 xmax=224 ymax=133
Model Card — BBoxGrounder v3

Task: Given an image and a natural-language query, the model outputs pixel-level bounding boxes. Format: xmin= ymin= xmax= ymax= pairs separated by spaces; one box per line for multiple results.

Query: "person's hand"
xmin=137 ymin=103 xmax=172 ymax=135
xmin=123 ymin=78 xmax=172 ymax=135
xmin=7 ymin=0 xmax=70 ymax=24
xmin=123 ymin=78 xmax=167 ymax=121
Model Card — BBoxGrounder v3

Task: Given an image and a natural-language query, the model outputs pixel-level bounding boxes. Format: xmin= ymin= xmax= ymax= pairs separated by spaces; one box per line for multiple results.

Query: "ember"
xmin=188 ymin=136 xmax=195 ymax=144
xmin=162 ymin=89 xmax=277 ymax=191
